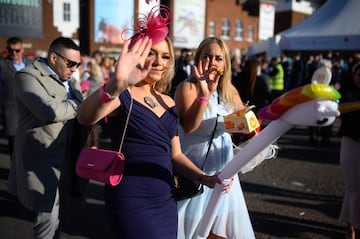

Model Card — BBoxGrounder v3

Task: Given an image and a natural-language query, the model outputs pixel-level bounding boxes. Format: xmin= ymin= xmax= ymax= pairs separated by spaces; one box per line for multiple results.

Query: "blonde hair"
xmin=86 ymin=59 xmax=105 ymax=84
xmin=153 ymin=36 xmax=175 ymax=93
xmin=193 ymin=37 xmax=235 ymax=107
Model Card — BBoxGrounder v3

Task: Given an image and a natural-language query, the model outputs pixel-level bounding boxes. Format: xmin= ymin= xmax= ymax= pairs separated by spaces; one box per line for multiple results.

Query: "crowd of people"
xmin=0 ymin=4 xmax=359 ymax=239
xmin=232 ymin=51 xmax=359 ymax=144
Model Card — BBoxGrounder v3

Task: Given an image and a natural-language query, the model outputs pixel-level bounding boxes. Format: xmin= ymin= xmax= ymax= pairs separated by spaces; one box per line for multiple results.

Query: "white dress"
xmin=177 ymin=91 xmax=255 ymax=239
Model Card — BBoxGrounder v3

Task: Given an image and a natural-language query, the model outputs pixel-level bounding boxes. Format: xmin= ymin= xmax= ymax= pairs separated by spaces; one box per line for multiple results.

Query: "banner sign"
xmin=94 ymin=0 xmax=134 ymax=44
xmin=173 ymin=0 xmax=205 ymax=49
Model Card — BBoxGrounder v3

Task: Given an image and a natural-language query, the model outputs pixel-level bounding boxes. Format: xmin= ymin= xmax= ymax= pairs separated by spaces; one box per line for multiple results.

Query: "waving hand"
xmin=193 ymin=57 xmax=223 ymax=98
xmin=112 ymin=37 xmax=153 ymax=92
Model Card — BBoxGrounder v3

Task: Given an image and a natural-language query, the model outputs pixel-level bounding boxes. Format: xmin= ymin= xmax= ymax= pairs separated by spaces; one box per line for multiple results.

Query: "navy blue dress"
xmin=105 ymin=90 xmax=178 ymax=239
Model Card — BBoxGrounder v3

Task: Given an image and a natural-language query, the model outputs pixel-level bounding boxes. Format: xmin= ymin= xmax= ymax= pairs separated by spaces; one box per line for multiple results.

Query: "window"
xmin=63 ymin=2 xmax=71 ymax=22
xmin=209 ymin=21 xmax=215 ymax=37
xmin=221 ymin=19 xmax=230 ymax=40
xmin=234 ymin=20 xmax=243 ymax=41
xmin=247 ymin=25 xmax=254 ymax=42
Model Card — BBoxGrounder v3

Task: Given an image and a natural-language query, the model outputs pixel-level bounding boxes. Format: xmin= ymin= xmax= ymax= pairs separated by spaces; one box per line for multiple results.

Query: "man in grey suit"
xmin=0 ymin=36 xmax=33 ymax=158
xmin=7 ymin=37 xmax=84 ymax=239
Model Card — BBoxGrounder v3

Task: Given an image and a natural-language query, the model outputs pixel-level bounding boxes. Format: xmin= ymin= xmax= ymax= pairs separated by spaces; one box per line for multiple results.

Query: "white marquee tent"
xmin=247 ymin=0 xmax=360 ymax=56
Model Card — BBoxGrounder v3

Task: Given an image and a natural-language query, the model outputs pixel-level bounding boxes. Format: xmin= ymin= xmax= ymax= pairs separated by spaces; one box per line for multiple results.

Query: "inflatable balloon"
xmin=196 ymin=84 xmax=341 ymax=239
xmin=311 ymin=66 xmax=332 ymax=85
xmin=258 ymin=84 xmax=341 ymax=120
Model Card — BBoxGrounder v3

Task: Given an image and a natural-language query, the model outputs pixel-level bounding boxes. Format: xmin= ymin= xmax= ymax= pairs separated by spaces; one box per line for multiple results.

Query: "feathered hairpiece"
xmin=123 ymin=5 xmax=171 ymax=48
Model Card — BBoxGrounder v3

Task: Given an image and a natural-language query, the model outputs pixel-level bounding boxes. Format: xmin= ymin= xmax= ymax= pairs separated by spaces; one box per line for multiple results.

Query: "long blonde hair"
xmin=193 ymin=37 xmax=235 ymax=107
xmin=153 ymin=36 xmax=175 ymax=93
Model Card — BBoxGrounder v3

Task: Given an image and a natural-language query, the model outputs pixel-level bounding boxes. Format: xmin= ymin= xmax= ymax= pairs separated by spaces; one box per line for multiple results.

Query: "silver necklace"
xmin=144 ymin=96 xmax=158 ymax=108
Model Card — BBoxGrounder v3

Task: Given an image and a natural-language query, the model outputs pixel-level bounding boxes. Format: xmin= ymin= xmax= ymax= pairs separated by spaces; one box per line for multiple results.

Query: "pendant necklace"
xmin=144 ymin=96 xmax=158 ymax=108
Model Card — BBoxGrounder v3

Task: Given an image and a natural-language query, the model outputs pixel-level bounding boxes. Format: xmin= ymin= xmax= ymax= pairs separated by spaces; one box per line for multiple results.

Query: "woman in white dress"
xmin=175 ymin=37 xmax=255 ymax=239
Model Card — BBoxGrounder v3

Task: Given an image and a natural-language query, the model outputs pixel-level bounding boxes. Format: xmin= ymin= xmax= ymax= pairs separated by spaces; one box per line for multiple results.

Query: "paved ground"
xmin=239 ymin=121 xmax=349 ymax=239
xmin=0 ymin=119 xmax=358 ymax=239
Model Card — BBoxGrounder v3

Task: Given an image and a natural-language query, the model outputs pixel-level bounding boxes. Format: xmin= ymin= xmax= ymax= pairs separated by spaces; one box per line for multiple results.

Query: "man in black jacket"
xmin=0 ymin=36 xmax=33 ymax=158
xmin=169 ymin=48 xmax=193 ymax=97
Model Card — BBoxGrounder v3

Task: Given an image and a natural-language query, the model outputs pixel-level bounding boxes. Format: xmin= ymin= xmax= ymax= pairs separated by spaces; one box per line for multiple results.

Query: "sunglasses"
xmin=54 ymin=52 xmax=81 ymax=68
xmin=7 ymin=48 xmax=21 ymax=53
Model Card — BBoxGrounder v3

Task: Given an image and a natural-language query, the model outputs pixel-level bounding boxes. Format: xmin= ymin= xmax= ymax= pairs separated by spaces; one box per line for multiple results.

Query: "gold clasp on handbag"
xmin=173 ymin=175 xmax=180 ymax=188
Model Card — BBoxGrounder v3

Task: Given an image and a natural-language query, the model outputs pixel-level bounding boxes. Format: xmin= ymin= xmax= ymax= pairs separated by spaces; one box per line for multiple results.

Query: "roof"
xmin=279 ymin=0 xmax=360 ymax=51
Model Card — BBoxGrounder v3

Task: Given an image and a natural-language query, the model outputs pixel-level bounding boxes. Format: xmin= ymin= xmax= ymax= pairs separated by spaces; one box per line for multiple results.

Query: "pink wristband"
xmin=196 ymin=96 xmax=209 ymax=104
xmin=99 ymin=85 xmax=116 ymax=103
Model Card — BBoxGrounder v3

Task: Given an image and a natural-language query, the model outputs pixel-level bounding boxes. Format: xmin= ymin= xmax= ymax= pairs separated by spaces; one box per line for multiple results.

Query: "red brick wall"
xmin=0 ymin=0 xmax=79 ymax=57
xmin=275 ymin=11 xmax=310 ymax=34
xmin=206 ymin=0 xmax=259 ymax=54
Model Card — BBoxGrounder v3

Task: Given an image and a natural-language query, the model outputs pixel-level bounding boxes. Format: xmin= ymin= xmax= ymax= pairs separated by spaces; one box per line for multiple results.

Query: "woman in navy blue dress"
xmin=77 ymin=6 xmax=223 ymax=239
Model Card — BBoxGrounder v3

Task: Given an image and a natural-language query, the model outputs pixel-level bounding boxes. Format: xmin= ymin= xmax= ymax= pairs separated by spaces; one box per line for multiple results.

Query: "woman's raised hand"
xmin=193 ymin=58 xmax=222 ymax=98
xmin=113 ymin=37 xmax=153 ymax=91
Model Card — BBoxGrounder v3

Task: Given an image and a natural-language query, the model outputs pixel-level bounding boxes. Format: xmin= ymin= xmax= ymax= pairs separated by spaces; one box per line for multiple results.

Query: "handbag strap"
xmin=118 ymin=94 xmax=133 ymax=152
xmin=84 ymin=91 xmax=133 ymax=152
xmin=200 ymin=115 xmax=218 ymax=169
xmin=200 ymin=92 xmax=220 ymax=169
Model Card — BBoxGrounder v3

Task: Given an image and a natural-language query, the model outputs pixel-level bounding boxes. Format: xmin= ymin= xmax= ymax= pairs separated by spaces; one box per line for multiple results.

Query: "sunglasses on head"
xmin=7 ymin=48 xmax=21 ymax=53
xmin=54 ymin=52 xmax=81 ymax=68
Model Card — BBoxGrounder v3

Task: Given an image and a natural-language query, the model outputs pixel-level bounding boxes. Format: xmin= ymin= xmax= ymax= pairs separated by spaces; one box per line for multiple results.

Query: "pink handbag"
xmin=76 ymin=148 xmax=125 ymax=186
xmin=76 ymin=96 xmax=133 ymax=186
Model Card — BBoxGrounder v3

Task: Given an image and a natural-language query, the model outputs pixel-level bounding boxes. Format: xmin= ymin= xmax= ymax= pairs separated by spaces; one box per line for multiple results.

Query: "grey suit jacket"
xmin=7 ymin=58 xmax=84 ymax=212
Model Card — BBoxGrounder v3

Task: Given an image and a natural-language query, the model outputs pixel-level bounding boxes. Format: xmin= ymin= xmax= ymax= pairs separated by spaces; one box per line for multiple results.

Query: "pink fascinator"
xmin=125 ymin=5 xmax=171 ymax=48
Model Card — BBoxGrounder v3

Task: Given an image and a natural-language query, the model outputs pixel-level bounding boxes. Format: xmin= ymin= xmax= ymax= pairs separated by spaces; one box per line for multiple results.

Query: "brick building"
xmin=0 ymin=0 xmax=321 ymax=59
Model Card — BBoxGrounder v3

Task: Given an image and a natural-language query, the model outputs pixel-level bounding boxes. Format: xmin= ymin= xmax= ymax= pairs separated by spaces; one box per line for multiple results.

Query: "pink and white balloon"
xmin=197 ymin=84 xmax=341 ymax=238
